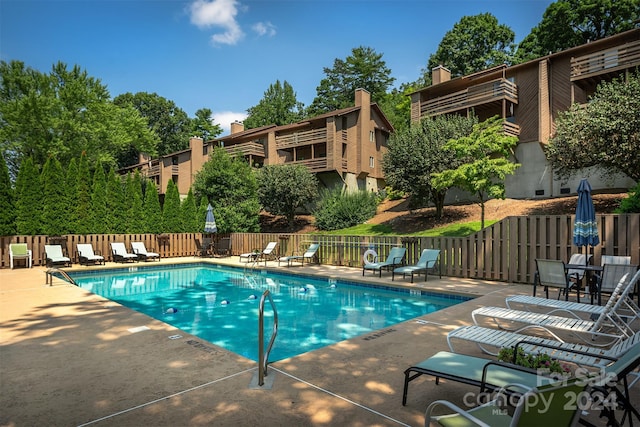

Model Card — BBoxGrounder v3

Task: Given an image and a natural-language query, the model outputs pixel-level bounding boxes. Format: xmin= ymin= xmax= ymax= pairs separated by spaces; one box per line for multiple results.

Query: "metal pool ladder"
xmin=258 ymin=289 xmax=278 ymax=386
xmin=45 ymin=268 xmax=77 ymax=286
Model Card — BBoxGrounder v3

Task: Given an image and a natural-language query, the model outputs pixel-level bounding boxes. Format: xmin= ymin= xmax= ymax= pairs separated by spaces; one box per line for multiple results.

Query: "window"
xmin=369 ymin=131 xmax=375 ymax=142
xmin=203 ymin=145 xmax=208 ymax=156
xmin=369 ymin=156 xmax=375 ymax=168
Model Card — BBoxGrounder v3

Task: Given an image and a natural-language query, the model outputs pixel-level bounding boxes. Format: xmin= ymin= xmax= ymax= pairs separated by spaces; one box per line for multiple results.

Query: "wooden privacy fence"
xmin=1 ymin=214 xmax=638 ymax=285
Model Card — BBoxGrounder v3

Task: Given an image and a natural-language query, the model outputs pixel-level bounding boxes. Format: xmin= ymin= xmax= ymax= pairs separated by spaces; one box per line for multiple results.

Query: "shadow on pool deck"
xmin=0 ymin=257 xmax=630 ymax=426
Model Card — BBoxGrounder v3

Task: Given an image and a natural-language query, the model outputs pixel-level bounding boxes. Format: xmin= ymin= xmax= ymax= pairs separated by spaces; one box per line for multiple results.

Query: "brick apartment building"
xmin=410 ymin=28 xmax=639 ymax=199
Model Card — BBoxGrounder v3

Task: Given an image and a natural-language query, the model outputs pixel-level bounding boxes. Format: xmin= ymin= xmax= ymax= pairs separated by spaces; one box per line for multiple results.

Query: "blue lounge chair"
xmin=278 ymin=243 xmax=319 ymax=267
xmin=392 ymin=248 xmax=440 ymax=282
xmin=362 ymin=247 xmax=406 ymax=277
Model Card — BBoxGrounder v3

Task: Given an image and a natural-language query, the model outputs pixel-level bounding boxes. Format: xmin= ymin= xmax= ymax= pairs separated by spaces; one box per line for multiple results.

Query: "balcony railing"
xmin=503 ymin=121 xmax=520 ymax=137
xmin=276 ymin=128 xmax=327 ymax=149
xmin=223 ymin=141 xmax=265 ymax=157
xmin=571 ymin=39 xmax=640 ymax=81
xmin=420 ymin=78 xmax=518 ymax=117
xmin=289 ymin=158 xmax=328 ymax=172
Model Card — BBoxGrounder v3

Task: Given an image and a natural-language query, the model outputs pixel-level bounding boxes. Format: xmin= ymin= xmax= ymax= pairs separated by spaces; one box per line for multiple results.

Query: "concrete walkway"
xmin=0 ymin=257 xmax=633 ymax=426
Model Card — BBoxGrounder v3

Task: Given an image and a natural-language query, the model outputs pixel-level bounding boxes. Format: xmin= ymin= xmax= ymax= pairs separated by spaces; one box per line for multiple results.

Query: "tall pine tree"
xmin=0 ymin=154 xmax=16 ymax=235
xmin=125 ymin=172 xmax=145 ymax=233
xmin=75 ymin=152 xmax=92 ymax=234
xmin=162 ymin=180 xmax=182 ymax=232
xmin=143 ymin=180 xmax=162 ymax=234
xmin=90 ymin=165 xmax=108 ymax=233
xmin=65 ymin=158 xmax=79 ymax=233
xmin=15 ymin=157 xmax=42 ymax=235
xmin=41 ymin=156 xmax=68 ymax=235
xmin=106 ymin=167 xmax=126 ymax=233
xmin=180 ymin=188 xmax=198 ymax=232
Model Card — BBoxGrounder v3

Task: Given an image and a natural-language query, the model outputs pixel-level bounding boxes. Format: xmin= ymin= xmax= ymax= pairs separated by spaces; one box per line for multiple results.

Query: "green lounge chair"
xmin=362 ymin=247 xmax=406 ymax=277
xmin=424 ymin=377 xmax=586 ymax=427
xmin=392 ymin=248 xmax=440 ymax=282
xmin=9 ymin=243 xmax=32 ymax=269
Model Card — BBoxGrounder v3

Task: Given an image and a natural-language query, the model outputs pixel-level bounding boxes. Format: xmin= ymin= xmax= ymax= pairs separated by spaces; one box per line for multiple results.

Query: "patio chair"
xmin=240 ymin=241 xmax=277 ymax=265
xmin=424 ymin=378 xmax=585 ymax=427
xmin=278 ymin=243 xmax=320 ymax=267
xmin=76 ymin=243 xmax=105 ymax=266
xmin=566 ymin=253 xmax=592 ymax=296
xmin=472 ymin=269 xmax=640 ymax=345
xmin=44 ymin=244 xmax=71 ymax=268
xmin=362 ymin=247 xmax=406 ymax=277
xmin=9 ymin=243 xmax=32 ymax=269
xmin=195 ymin=237 xmax=213 ymax=257
xmin=533 ymin=259 xmax=578 ymax=302
xmin=593 ymin=263 xmax=638 ymax=305
xmin=131 ymin=242 xmax=160 ymax=262
xmin=110 ymin=242 xmax=138 ymax=263
xmin=392 ymin=249 xmax=440 ymax=282
xmin=214 ymin=237 xmax=231 ymax=257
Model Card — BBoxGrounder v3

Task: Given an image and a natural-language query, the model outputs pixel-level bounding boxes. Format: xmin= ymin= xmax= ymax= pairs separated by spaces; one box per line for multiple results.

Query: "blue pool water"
xmin=68 ymin=264 xmax=468 ymax=362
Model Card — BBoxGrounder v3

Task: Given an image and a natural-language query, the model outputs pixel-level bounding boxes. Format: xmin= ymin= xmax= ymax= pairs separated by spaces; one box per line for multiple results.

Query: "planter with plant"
xmin=497 ymin=346 xmax=572 ymax=376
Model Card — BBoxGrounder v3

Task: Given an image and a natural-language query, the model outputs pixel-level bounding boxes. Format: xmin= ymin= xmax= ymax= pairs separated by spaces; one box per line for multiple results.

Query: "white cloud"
xmin=213 ymin=111 xmax=248 ymax=135
xmin=252 ymin=21 xmax=276 ymax=37
xmin=189 ymin=0 xmax=245 ymax=46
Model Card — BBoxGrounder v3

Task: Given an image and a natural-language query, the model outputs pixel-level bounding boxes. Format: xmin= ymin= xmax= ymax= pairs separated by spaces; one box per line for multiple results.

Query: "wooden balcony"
xmin=571 ymin=39 xmax=640 ymax=82
xmin=276 ymin=128 xmax=327 ymax=149
xmin=223 ymin=141 xmax=265 ymax=157
xmin=420 ymin=78 xmax=518 ymax=117
xmin=503 ymin=121 xmax=520 ymax=137
xmin=145 ymin=163 xmax=160 ymax=177
xmin=287 ymin=157 xmax=348 ymax=173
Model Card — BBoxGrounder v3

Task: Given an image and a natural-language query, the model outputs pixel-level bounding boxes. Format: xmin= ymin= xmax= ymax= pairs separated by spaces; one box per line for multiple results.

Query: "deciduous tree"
xmin=257 ymin=164 xmax=318 ymax=229
xmin=546 ymin=72 xmax=640 ymax=182
xmin=432 ymin=117 xmax=520 ymax=228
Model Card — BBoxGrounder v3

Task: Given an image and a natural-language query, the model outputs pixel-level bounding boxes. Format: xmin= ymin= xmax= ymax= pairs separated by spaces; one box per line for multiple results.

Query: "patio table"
xmin=565 ymin=264 xmax=604 ymax=305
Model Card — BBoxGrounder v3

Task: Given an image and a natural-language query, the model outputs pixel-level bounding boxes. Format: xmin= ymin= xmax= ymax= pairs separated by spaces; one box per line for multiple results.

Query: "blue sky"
xmin=1 ymin=0 xmax=554 ymax=134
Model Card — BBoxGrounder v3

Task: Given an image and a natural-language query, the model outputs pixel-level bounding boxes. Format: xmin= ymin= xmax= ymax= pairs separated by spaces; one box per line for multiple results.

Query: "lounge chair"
xmin=76 ymin=243 xmax=105 ymax=266
xmin=9 ymin=243 xmax=32 ymax=269
xmin=131 ymin=242 xmax=160 ymax=262
xmin=472 ymin=269 xmax=640 ymax=344
xmin=362 ymin=247 xmax=406 ymax=277
xmin=392 ymin=249 xmax=440 ymax=282
xmin=44 ymin=244 xmax=71 ymax=268
xmin=240 ymin=241 xmax=277 ymax=265
xmin=404 ymin=341 xmax=640 ymax=427
xmin=533 ymin=258 xmax=578 ymax=302
xmin=278 ymin=243 xmax=320 ymax=267
xmin=424 ymin=378 xmax=585 ymax=427
xmin=110 ymin=242 xmax=138 ymax=263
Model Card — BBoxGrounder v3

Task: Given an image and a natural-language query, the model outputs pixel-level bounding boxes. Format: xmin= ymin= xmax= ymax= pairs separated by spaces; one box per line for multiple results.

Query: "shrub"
xmin=497 ymin=346 xmax=571 ymax=375
xmin=314 ymin=188 xmax=378 ymax=231
xmin=616 ymin=183 xmax=640 ymax=213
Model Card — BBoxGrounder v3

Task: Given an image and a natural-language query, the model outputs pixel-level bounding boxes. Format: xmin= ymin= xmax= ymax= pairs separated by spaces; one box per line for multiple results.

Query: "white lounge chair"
xmin=76 ymin=243 xmax=105 ymax=266
xmin=9 ymin=243 xmax=32 ymax=269
xmin=472 ymin=269 xmax=640 ymax=344
xmin=44 ymin=244 xmax=71 ymax=268
xmin=131 ymin=242 xmax=160 ymax=262
xmin=110 ymin=242 xmax=138 ymax=263
xmin=278 ymin=243 xmax=320 ymax=267
xmin=239 ymin=241 xmax=277 ymax=265
xmin=362 ymin=247 xmax=406 ymax=277
xmin=392 ymin=248 xmax=440 ymax=282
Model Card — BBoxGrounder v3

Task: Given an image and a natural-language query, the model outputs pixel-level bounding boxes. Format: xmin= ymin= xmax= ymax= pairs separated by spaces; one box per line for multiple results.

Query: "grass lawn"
xmin=315 ymin=220 xmax=498 ymax=237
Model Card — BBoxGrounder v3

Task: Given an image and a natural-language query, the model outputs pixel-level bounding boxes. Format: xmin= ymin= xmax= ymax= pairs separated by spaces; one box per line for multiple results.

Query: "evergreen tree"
xmin=143 ymin=180 xmax=162 ymax=234
xmin=90 ymin=165 xmax=108 ymax=233
xmin=106 ymin=167 xmax=126 ymax=233
xmin=197 ymin=196 xmax=208 ymax=233
xmin=65 ymin=158 xmax=79 ymax=233
xmin=41 ymin=156 xmax=68 ymax=235
xmin=15 ymin=157 xmax=42 ymax=235
xmin=75 ymin=152 xmax=92 ymax=234
xmin=0 ymin=154 xmax=16 ymax=235
xmin=180 ymin=188 xmax=198 ymax=232
xmin=125 ymin=172 xmax=145 ymax=233
xmin=162 ymin=180 xmax=182 ymax=232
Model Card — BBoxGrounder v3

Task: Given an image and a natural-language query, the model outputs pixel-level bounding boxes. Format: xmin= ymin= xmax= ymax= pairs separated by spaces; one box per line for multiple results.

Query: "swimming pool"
xmin=69 ymin=263 xmax=468 ymax=362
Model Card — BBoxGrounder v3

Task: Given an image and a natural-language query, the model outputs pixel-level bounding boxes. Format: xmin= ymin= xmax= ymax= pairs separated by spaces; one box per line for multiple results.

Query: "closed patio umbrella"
xmin=204 ymin=204 xmax=217 ymax=234
xmin=573 ymin=178 xmax=599 ymax=250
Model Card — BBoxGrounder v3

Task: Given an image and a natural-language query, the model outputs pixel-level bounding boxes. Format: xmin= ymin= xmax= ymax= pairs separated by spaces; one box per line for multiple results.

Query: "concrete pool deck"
xmin=1 ymin=257 xmax=636 ymax=426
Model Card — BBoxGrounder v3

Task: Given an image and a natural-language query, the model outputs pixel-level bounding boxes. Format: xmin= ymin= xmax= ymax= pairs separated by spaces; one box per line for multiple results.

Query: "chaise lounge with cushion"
xmin=44 ymin=244 xmax=72 ymax=268
xmin=110 ymin=242 xmax=138 ymax=263
xmin=76 ymin=243 xmax=105 ymax=266
xmin=131 ymin=242 xmax=160 ymax=262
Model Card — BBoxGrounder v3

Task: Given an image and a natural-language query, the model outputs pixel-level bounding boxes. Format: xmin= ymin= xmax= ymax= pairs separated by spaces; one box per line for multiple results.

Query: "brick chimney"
xmin=230 ymin=121 xmax=244 ymax=134
xmin=432 ymin=65 xmax=451 ymax=85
